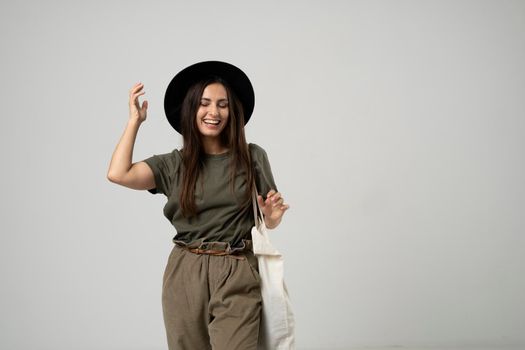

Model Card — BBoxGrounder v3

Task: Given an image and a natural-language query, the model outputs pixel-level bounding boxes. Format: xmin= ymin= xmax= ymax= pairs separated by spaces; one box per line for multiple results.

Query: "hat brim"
xmin=164 ymin=60 xmax=255 ymax=134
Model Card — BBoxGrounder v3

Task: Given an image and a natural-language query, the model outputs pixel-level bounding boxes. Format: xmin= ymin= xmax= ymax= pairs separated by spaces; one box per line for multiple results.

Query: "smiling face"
xmin=195 ymin=82 xmax=230 ymax=141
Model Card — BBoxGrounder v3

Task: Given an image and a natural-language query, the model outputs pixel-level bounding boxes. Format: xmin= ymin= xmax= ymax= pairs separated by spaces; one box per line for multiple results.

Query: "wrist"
xmin=127 ymin=118 xmax=142 ymax=128
xmin=264 ymin=216 xmax=281 ymax=229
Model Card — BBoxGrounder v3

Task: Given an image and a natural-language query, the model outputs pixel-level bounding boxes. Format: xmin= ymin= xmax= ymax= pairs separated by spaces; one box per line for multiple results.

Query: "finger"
xmin=272 ymin=197 xmax=284 ymax=207
xmin=272 ymin=195 xmax=284 ymax=207
xmin=257 ymin=194 xmax=266 ymax=207
xmin=266 ymin=194 xmax=277 ymax=206
xmin=270 ymin=192 xmax=282 ymax=202
xmin=129 ymin=90 xmax=143 ymax=103
xmin=130 ymin=91 xmax=146 ymax=104
xmin=129 ymin=83 xmax=144 ymax=95
xmin=266 ymin=189 xmax=277 ymax=199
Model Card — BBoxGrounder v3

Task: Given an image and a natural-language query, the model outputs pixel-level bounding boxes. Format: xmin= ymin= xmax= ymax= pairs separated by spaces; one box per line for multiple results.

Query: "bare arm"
xmin=107 ymin=82 xmax=155 ymax=191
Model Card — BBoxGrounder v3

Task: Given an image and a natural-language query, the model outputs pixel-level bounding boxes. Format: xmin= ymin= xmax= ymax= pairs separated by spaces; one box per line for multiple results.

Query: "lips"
xmin=203 ymin=118 xmax=220 ymax=126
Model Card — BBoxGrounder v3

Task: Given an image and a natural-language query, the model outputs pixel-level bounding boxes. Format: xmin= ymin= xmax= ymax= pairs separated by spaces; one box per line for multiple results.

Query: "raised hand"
xmin=129 ymin=82 xmax=148 ymax=123
xmin=257 ymin=189 xmax=290 ymax=229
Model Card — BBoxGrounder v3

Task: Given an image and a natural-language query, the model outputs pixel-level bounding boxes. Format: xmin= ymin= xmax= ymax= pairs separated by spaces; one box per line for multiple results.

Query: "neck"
xmin=201 ymin=137 xmax=229 ymax=155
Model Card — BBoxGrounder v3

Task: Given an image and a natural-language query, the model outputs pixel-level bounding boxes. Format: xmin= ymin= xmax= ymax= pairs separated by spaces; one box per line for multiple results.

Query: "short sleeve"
xmin=249 ymin=143 xmax=278 ymax=199
xmin=141 ymin=149 xmax=180 ymax=196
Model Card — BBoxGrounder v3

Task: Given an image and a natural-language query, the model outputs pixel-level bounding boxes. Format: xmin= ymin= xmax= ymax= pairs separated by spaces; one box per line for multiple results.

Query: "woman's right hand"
xmin=129 ymin=82 xmax=148 ymax=123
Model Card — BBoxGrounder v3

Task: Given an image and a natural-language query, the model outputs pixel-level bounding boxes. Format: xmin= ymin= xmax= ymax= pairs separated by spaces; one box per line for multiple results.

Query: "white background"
xmin=1 ymin=0 xmax=524 ymax=349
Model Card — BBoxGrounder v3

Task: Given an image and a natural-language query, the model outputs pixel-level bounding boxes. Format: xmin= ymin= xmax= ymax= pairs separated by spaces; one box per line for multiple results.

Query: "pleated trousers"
xmin=161 ymin=242 xmax=262 ymax=350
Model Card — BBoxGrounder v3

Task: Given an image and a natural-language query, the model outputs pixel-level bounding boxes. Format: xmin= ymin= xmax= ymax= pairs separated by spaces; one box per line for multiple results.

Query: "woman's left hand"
xmin=257 ymin=189 xmax=290 ymax=229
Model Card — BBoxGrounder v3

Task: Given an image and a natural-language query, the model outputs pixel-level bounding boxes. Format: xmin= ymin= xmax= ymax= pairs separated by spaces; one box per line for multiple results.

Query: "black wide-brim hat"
xmin=164 ymin=60 xmax=255 ymax=134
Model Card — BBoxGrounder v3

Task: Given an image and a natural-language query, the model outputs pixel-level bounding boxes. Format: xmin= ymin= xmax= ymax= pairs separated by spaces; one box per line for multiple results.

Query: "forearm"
xmin=107 ymin=119 xmax=142 ymax=181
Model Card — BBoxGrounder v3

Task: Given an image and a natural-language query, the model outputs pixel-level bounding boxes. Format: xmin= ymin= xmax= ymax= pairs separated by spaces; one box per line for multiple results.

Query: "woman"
xmin=107 ymin=61 xmax=289 ymax=350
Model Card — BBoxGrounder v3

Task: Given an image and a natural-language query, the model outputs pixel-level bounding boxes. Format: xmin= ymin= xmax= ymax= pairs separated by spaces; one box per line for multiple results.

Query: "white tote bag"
xmin=251 ymin=185 xmax=296 ymax=350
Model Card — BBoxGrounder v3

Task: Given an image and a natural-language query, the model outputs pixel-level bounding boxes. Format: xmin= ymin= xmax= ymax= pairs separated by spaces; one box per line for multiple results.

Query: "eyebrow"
xmin=201 ymin=97 xmax=228 ymax=102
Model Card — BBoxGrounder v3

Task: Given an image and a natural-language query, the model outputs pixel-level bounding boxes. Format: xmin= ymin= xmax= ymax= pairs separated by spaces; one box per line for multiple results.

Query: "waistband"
xmin=173 ymin=238 xmax=253 ymax=258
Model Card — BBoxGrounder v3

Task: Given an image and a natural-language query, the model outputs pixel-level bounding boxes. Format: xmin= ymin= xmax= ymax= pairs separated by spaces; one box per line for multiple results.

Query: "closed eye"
xmin=200 ymin=99 xmax=228 ymax=108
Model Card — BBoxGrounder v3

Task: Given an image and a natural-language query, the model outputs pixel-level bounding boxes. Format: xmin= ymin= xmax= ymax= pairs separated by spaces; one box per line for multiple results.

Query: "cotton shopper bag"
xmin=251 ymin=184 xmax=296 ymax=350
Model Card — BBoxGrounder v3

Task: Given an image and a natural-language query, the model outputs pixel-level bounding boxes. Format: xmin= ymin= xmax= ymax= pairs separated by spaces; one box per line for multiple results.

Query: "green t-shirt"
xmin=142 ymin=143 xmax=278 ymax=248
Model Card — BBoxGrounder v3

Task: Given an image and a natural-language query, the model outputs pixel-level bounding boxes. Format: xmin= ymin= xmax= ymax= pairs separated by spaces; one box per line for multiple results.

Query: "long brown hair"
xmin=179 ymin=76 xmax=255 ymax=218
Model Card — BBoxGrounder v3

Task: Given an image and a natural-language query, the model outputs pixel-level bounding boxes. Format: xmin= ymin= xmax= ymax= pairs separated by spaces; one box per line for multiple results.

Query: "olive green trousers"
xmin=161 ymin=242 xmax=262 ymax=350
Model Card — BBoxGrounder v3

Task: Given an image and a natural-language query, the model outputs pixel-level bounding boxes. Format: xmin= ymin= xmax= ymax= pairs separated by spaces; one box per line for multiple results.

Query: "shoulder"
xmin=173 ymin=148 xmax=183 ymax=160
xmin=249 ymin=143 xmax=273 ymax=169
xmin=169 ymin=148 xmax=183 ymax=168
xmin=248 ymin=142 xmax=268 ymax=158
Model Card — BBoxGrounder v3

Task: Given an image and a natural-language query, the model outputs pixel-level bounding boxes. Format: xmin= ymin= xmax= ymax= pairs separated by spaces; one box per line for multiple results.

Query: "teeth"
xmin=204 ymin=119 xmax=220 ymax=125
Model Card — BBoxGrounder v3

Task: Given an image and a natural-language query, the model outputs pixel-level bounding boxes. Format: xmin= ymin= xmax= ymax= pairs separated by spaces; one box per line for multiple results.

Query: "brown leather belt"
xmin=184 ymin=247 xmax=246 ymax=260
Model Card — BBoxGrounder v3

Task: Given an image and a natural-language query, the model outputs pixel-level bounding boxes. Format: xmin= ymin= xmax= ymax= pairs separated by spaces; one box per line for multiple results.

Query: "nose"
xmin=207 ymin=104 xmax=218 ymax=117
